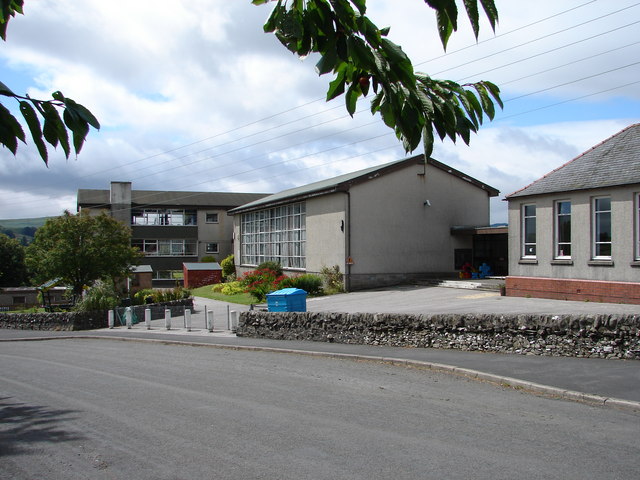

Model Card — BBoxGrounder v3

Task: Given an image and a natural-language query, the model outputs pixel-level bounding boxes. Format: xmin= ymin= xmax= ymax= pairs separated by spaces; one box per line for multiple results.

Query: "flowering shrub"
xmin=240 ymin=268 xmax=287 ymax=302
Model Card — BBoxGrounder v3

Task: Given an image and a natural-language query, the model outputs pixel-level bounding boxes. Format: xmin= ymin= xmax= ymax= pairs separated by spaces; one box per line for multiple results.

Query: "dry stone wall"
xmin=0 ymin=299 xmax=193 ymax=331
xmin=238 ymin=311 xmax=640 ymax=359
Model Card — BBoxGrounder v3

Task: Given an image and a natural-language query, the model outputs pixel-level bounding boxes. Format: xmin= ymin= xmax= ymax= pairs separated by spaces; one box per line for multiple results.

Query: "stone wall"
xmin=238 ymin=311 xmax=640 ymax=359
xmin=0 ymin=298 xmax=194 ymax=331
xmin=0 ymin=310 xmax=108 ymax=331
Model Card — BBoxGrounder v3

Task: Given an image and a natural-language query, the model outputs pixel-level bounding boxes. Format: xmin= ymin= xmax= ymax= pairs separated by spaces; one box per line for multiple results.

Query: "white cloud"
xmin=0 ymin=0 xmax=639 ymax=223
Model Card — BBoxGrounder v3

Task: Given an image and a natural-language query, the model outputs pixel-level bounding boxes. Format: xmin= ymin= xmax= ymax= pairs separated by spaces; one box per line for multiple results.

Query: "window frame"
xmin=131 ymin=208 xmax=197 ymax=226
xmin=205 ymin=242 xmax=219 ymax=254
xmin=240 ymin=202 xmax=306 ymax=269
xmin=205 ymin=213 xmax=219 ymax=224
xmin=132 ymin=238 xmax=197 ymax=257
xmin=554 ymin=200 xmax=571 ymax=259
xmin=592 ymin=196 xmax=612 ymax=259
xmin=521 ymin=203 xmax=537 ymax=258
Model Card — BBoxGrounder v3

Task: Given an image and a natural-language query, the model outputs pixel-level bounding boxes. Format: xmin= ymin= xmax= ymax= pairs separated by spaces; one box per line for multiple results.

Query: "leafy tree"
xmin=0 ymin=232 xmax=28 ymax=286
xmin=26 ymin=211 xmax=142 ymax=297
xmin=0 ymin=0 xmax=99 ymax=165
xmin=253 ymin=0 xmax=502 ymax=156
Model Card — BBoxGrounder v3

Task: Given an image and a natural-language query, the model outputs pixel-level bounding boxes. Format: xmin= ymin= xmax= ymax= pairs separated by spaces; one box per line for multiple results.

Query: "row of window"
xmin=132 ymin=239 xmax=198 ymax=256
xmin=131 ymin=209 xmax=219 ymax=226
xmin=132 ymin=239 xmax=219 ymax=256
xmin=240 ymin=203 xmax=306 ymax=269
xmin=521 ymin=196 xmax=616 ymax=260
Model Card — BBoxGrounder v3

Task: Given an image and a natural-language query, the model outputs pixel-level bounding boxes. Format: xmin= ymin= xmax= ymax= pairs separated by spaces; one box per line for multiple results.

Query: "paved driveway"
xmin=303 ymin=284 xmax=640 ymax=315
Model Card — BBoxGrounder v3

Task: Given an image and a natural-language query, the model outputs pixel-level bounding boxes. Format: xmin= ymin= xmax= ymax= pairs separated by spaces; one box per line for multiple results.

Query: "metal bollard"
xmin=229 ymin=310 xmax=238 ymax=332
xmin=125 ymin=307 xmax=133 ymax=329
xmin=164 ymin=309 xmax=171 ymax=330
xmin=108 ymin=310 xmax=114 ymax=329
xmin=145 ymin=308 xmax=151 ymax=330
xmin=206 ymin=310 xmax=214 ymax=332
xmin=185 ymin=309 xmax=192 ymax=332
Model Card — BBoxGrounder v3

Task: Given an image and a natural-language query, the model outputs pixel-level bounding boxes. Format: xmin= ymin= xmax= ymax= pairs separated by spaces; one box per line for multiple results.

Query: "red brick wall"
xmin=506 ymin=276 xmax=640 ymax=304
xmin=184 ymin=270 xmax=222 ymax=289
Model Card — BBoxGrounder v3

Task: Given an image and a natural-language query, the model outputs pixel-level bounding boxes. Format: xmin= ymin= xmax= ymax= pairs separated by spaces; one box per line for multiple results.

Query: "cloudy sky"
xmin=0 ymin=0 xmax=638 ymax=223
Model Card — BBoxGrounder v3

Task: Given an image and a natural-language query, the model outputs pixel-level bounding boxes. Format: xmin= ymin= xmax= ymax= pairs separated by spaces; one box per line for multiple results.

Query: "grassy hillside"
xmin=0 ymin=217 xmax=52 ymax=244
xmin=0 ymin=217 xmax=50 ymax=229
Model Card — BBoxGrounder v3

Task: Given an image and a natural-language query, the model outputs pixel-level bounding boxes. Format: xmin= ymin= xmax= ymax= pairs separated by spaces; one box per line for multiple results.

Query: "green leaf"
xmin=463 ymin=0 xmax=480 ymax=38
xmin=0 ymin=103 xmax=25 ymax=154
xmin=326 ymin=67 xmax=347 ymax=101
xmin=64 ymin=108 xmax=89 ymax=154
xmin=479 ymin=0 xmax=498 ymax=31
xmin=262 ymin=1 xmax=281 ymax=32
xmin=349 ymin=0 xmax=366 ymax=15
xmin=316 ymin=47 xmax=338 ymax=75
xmin=474 ymin=83 xmax=495 ymax=120
xmin=41 ymin=101 xmax=70 ymax=158
xmin=65 ymin=98 xmax=100 ymax=130
xmin=347 ymin=35 xmax=376 ymax=70
xmin=0 ymin=80 xmax=15 ymax=97
xmin=345 ymin=82 xmax=359 ymax=116
xmin=482 ymin=80 xmax=503 ymax=109
xmin=20 ymin=100 xmax=48 ymax=163
xmin=52 ymin=90 xmax=65 ymax=102
xmin=436 ymin=11 xmax=454 ymax=50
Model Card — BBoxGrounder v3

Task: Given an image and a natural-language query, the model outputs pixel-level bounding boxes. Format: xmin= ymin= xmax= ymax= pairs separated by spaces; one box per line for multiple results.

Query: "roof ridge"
xmin=505 ymin=123 xmax=640 ymax=198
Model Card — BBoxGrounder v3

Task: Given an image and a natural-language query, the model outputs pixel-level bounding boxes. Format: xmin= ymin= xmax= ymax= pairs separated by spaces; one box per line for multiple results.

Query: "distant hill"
xmin=0 ymin=217 xmax=52 ymax=244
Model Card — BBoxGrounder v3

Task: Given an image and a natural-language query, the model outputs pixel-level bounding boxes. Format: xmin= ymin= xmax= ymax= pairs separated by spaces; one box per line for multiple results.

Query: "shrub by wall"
xmin=238 ymin=311 xmax=640 ymax=359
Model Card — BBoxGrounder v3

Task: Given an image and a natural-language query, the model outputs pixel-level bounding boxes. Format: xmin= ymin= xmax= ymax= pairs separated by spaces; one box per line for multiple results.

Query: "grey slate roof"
xmin=506 ymin=123 xmax=640 ymax=199
xmin=229 ymin=154 xmax=499 ymax=214
xmin=183 ymin=262 xmax=222 ymax=271
xmin=77 ymin=189 xmax=269 ymax=209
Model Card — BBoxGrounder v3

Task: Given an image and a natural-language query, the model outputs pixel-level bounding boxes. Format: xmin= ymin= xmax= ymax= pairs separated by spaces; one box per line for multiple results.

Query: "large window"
xmin=241 ymin=203 xmax=306 ymax=269
xmin=593 ymin=197 xmax=612 ymax=258
xmin=555 ymin=201 xmax=571 ymax=258
xmin=132 ymin=239 xmax=197 ymax=256
xmin=132 ymin=209 xmax=197 ymax=226
xmin=522 ymin=204 xmax=536 ymax=258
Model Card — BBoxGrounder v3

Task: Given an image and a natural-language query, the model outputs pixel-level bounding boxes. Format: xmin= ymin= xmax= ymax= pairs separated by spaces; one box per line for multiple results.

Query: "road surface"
xmin=1 ymin=338 xmax=638 ymax=479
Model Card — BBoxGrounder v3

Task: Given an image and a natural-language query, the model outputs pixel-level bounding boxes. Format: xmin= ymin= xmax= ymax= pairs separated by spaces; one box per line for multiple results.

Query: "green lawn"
xmin=190 ymin=285 xmax=256 ymax=305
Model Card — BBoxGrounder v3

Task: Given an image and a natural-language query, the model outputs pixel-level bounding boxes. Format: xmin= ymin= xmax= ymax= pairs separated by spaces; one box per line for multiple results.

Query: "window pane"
xmin=524 ymin=218 xmax=536 ymax=243
xmin=596 ymin=197 xmax=611 ymax=211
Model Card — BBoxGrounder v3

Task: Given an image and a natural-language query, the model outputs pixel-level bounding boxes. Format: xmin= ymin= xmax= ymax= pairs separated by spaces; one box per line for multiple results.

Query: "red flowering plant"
xmin=240 ymin=267 xmax=287 ymax=302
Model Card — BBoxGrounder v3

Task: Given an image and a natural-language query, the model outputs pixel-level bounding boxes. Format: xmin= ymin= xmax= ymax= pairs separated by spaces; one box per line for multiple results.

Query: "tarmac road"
xmin=1 ymin=338 xmax=638 ymax=480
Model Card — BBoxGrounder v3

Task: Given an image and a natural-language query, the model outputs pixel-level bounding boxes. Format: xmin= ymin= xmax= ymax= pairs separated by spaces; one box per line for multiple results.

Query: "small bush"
xmin=74 ymin=281 xmax=119 ymax=312
xmin=221 ymin=254 xmax=235 ymax=280
xmin=132 ymin=287 xmax=190 ymax=305
xmin=320 ymin=265 xmax=344 ymax=294
xmin=283 ymin=274 xmax=323 ymax=296
xmin=201 ymin=255 xmax=217 ymax=263
xmin=221 ymin=281 xmax=245 ymax=296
